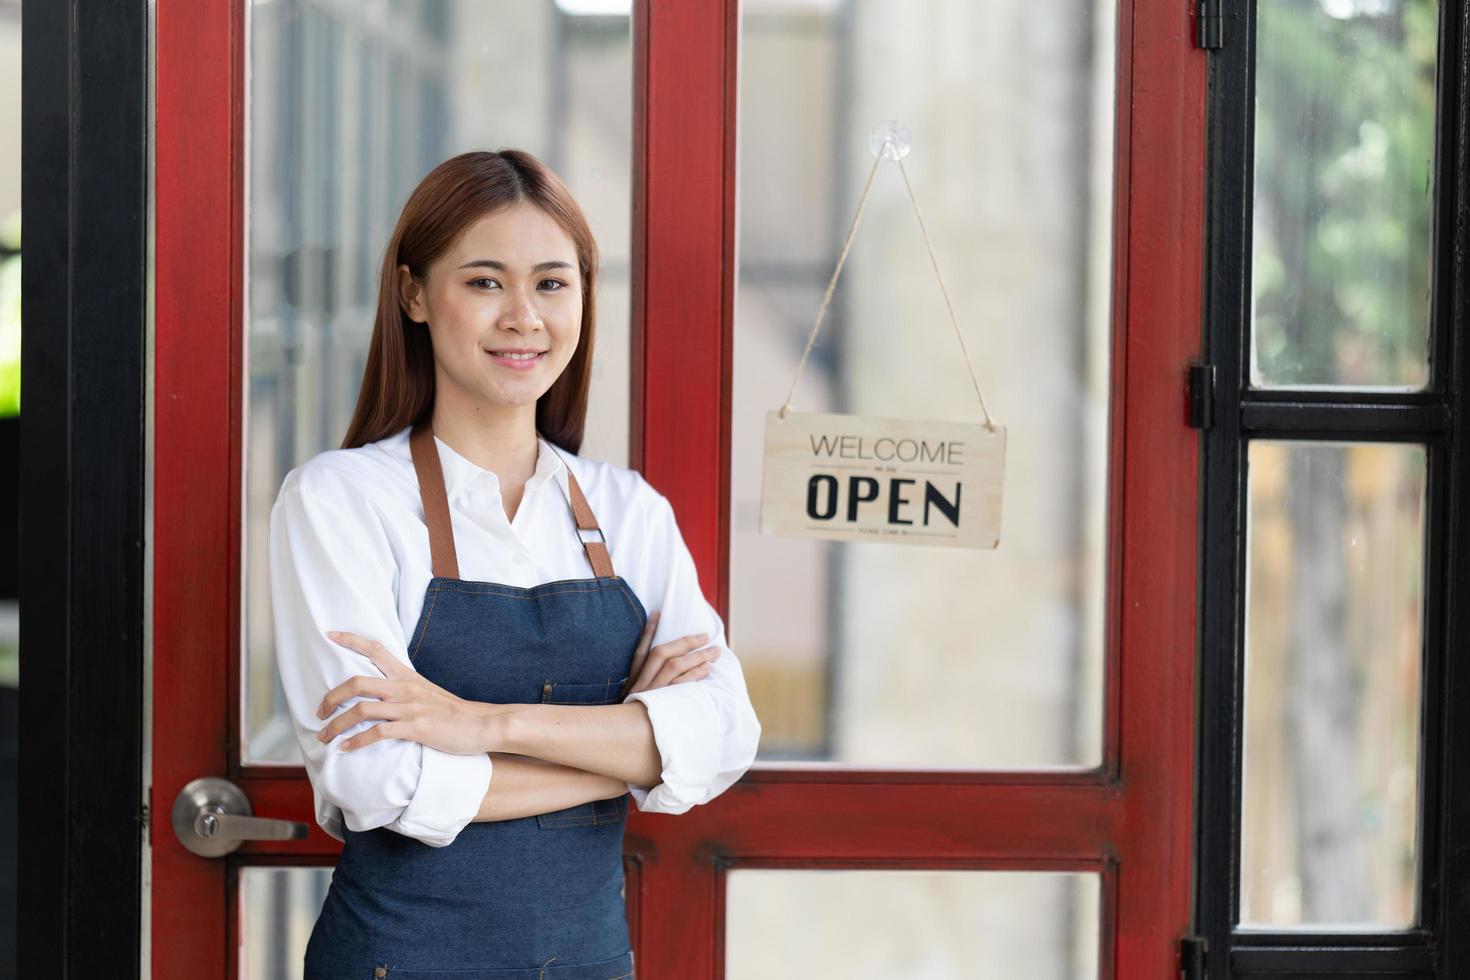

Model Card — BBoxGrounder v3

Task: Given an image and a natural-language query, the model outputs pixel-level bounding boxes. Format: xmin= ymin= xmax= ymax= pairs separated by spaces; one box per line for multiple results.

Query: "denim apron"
xmin=303 ymin=420 xmax=645 ymax=980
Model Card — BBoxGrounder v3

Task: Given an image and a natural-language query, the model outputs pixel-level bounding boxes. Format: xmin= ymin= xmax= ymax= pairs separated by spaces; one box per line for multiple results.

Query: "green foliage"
xmin=1251 ymin=0 xmax=1438 ymax=387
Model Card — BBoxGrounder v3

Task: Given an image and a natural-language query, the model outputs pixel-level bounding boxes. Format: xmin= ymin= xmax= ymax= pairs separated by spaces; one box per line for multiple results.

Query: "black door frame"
xmin=19 ymin=0 xmax=149 ymax=975
xmin=1193 ymin=0 xmax=1470 ymax=975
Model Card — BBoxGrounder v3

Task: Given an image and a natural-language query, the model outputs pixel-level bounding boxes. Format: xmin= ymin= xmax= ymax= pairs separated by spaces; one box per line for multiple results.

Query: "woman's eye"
xmin=467 ymin=277 xmax=566 ymax=291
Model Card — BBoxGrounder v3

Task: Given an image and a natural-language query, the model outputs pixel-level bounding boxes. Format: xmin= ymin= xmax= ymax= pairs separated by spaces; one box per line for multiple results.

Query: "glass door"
xmin=152 ymin=1 xmax=640 ymax=975
xmin=626 ymin=0 xmax=1208 ymax=975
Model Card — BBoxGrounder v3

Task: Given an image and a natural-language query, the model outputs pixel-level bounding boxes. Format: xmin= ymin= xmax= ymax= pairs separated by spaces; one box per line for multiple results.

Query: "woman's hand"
xmin=620 ymin=609 xmax=723 ymax=698
xmin=313 ymin=631 xmax=507 ymax=755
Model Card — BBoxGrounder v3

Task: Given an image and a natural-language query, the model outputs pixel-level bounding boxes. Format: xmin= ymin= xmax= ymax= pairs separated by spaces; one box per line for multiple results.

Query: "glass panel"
xmin=243 ymin=1 xmax=633 ymax=762
xmin=1249 ymin=0 xmax=1439 ymax=389
xmin=241 ymin=867 xmax=333 ymax=980
xmin=1239 ymin=441 xmax=1425 ymax=928
xmin=726 ymin=869 xmax=1100 ymax=979
xmin=732 ymin=0 xmax=1115 ymax=766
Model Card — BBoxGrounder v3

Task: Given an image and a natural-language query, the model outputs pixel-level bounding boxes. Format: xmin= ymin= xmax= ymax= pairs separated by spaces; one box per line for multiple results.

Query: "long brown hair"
xmin=340 ymin=149 xmax=600 ymax=453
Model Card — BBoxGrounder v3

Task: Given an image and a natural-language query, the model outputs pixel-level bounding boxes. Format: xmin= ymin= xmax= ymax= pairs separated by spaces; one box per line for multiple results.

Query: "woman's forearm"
xmin=495 ymin=702 xmax=663 ymax=789
xmin=473 ymin=752 xmax=629 ymax=823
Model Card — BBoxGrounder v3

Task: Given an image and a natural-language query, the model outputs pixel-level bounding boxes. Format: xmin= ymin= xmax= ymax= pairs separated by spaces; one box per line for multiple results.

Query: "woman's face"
xmin=398 ymin=202 xmax=583 ymax=419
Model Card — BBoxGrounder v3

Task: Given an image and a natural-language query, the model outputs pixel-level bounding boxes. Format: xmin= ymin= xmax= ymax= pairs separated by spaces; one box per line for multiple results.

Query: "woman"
xmin=268 ymin=149 xmax=762 ymax=979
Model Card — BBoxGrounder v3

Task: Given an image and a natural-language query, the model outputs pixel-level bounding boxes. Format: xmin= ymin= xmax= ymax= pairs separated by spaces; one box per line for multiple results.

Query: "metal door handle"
xmin=171 ymin=776 xmax=310 ymax=857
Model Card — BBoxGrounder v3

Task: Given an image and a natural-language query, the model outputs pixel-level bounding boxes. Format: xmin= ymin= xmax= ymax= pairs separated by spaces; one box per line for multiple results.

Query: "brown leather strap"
xmin=409 ymin=420 xmax=460 ymax=579
xmin=564 ymin=468 xmax=615 ymax=579
xmin=409 ymin=420 xmax=616 ymax=580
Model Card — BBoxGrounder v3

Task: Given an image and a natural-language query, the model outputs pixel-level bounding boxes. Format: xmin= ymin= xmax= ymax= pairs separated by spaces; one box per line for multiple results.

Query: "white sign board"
xmin=759 ymin=410 xmax=1006 ymax=549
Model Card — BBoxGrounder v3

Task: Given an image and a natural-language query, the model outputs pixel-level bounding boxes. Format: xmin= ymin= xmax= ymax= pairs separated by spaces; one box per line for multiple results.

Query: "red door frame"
xmin=153 ymin=0 xmax=245 ymax=973
xmin=151 ymin=0 xmax=1205 ymax=976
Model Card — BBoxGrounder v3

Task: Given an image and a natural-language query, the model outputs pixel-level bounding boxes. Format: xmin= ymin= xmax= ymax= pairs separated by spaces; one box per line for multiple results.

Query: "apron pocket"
xmin=536 ymin=793 xmax=626 ymax=829
xmin=538 ymin=678 xmax=629 ymax=706
xmin=536 ymin=677 xmax=631 ymax=828
xmin=372 ymin=948 xmax=634 ymax=978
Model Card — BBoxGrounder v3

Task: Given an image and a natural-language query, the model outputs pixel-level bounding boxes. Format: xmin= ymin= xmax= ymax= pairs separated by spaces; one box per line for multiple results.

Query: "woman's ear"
xmin=397 ymin=263 xmax=427 ymax=323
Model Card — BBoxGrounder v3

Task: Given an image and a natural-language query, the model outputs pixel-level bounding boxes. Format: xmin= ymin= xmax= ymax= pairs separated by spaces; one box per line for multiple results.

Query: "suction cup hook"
xmin=869 ymin=119 xmax=911 ymax=160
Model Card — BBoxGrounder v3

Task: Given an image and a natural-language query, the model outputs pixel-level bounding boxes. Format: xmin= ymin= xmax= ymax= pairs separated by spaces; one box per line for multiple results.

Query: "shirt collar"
xmin=382 ymin=424 xmax=570 ymax=504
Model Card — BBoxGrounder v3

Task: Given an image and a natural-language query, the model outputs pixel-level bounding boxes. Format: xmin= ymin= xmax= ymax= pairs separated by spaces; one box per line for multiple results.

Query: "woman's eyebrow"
xmin=456 ymin=259 xmax=574 ymax=272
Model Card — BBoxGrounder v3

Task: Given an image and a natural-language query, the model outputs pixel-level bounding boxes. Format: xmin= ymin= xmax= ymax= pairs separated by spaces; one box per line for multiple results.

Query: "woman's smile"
xmin=484 ymin=347 xmax=548 ymax=371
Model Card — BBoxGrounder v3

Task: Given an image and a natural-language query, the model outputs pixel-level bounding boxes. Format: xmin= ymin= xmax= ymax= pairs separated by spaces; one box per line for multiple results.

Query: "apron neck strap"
xmin=409 ymin=420 xmax=617 ymax=580
xmin=561 ymin=463 xmax=616 ymax=579
xmin=410 ymin=420 xmax=461 ymax=579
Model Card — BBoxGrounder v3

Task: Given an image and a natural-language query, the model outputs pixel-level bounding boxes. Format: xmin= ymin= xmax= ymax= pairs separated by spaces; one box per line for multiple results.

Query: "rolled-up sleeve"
xmin=622 ymin=486 xmax=762 ymax=813
xmin=268 ymin=473 xmax=492 ymax=847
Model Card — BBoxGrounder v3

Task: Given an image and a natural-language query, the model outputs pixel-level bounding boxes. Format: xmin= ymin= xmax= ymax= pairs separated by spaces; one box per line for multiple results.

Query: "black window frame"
xmin=1193 ymin=0 xmax=1470 ymax=976
xmin=18 ymin=0 xmax=149 ymax=975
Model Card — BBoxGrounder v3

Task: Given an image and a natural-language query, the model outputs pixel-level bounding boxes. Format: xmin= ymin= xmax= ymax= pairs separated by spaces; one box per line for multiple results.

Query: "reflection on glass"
xmin=1250 ymin=0 xmax=1438 ymax=389
xmin=241 ymin=866 xmax=332 ymax=980
xmin=726 ymin=869 xmax=1099 ymax=979
xmin=243 ymin=1 xmax=633 ymax=763
xmin=1240 ymin=441 xmax=1424 ymax=927
xmin=733 ymin=0 xmax=1116 ymax=767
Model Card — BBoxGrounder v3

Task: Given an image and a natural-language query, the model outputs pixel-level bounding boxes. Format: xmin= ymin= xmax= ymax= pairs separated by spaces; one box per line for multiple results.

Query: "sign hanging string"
xmin=776 ymin=136 xmax=998 ymax=433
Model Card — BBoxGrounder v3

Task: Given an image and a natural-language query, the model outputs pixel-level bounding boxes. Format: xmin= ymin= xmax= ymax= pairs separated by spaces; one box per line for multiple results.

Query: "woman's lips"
xmin=485 ymin=350 xmax=546 ymax=371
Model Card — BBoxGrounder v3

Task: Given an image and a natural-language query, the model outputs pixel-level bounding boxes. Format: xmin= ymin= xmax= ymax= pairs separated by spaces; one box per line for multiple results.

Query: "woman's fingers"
xmin=640 ymin=609 xmax=660 ymax=648
xmin=622 ymin=611 xmax=659 ymax=695
xmin=628 ymin=630 xmax=707 ymax=694
xmin=327 ymin=630 xmax=412 ymax=680
xmin=645 ymin=644 xmax=721 ymax=691
xmin=619 ymin=611 xmax=660 ymax=699
xmin=317 ymin=675 xmax=399 ymax=719
xmin=339 ymin=721 xmax=403 ymax=753
xmin=627 ymin=635 xmax=721 ymax=695
xmin=310 ymin=633 xmax=497 ymax=755
xmin=316 ymin=698 xmax=407 ymax=745
xmin=668 ymin=662 xmax=714 ymax=685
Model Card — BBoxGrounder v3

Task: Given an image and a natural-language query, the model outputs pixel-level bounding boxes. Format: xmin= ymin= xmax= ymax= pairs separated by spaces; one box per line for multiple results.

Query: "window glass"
xmin=1239 ymin=440 xmax=1424 ymax=927
xmin=733 ymin=0 xmax=1117 ymax=767
xmin=1250 ymin=0 xmax=1439 ymax=389
xmin=727 ymin=868 xmax=1101 ymax=979
xmin=241 ymin=866 xmax=332 ymax=980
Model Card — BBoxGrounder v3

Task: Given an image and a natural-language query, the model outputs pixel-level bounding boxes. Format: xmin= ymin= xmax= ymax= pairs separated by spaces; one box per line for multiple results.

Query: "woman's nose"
xmin=499 ymin=297 xmax=543 ymax=331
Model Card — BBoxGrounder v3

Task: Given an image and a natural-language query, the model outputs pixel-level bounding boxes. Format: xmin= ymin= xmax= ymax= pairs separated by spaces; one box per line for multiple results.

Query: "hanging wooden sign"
xmin=757 ymin=121 xmax=1008 ymax=550
xmin=760 ymin=410 xmax=1006 ymax=549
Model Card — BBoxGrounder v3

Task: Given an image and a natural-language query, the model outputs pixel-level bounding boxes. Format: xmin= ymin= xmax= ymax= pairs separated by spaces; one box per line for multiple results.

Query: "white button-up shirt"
xmin=268 ymin=424 xmax=762 ymax=848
